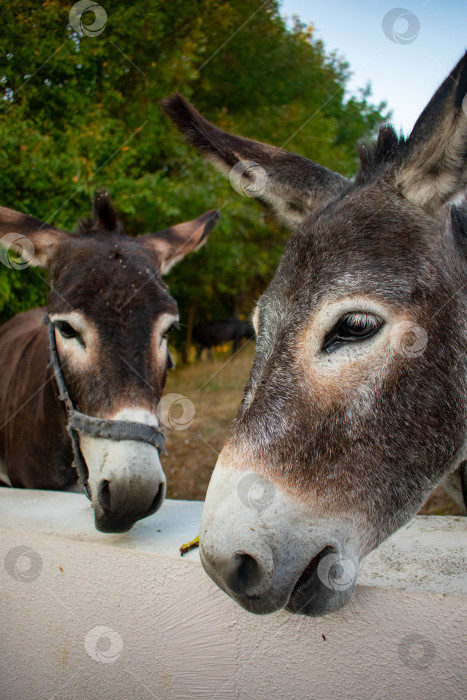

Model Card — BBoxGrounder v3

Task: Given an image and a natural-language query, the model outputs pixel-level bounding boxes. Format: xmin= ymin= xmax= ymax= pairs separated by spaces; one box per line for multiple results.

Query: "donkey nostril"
xmin=145 ymin=481 xmax=165 ymax=516
xmin=98 ymin=479 xmax=111 ymax=512
xmin=200 ymin=542 xmax=275 ymax=601
xmin=225 ymin=552 xmax=264 ymax=598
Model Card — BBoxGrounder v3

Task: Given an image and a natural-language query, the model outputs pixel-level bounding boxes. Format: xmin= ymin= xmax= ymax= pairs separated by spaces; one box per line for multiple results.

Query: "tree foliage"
xmin=0 ymin=0 xmax=388 ymax=353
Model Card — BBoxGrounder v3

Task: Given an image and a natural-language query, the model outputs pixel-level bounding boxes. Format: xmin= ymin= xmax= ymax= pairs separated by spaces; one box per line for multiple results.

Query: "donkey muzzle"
xmin=80 ymin=430 xmax=167 ymax=533
xmin=199 ymin=462 xmax=359 ymax=616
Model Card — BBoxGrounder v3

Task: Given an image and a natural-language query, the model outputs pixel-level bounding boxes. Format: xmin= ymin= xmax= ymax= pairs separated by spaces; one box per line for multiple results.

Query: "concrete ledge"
xmin=0 ymin=489 xmax=466 ymax=700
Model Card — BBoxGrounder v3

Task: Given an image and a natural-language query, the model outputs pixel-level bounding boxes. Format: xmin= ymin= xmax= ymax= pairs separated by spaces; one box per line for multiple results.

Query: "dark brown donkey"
xmin=163 ymin=52 xmax=467 ymax=616
xmin=0 ymin=193 xmax=219 ymax=532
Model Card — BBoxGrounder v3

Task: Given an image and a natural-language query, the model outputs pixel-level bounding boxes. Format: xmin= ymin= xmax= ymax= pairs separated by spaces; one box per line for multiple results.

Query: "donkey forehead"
xmin=52 ymin=235 xmax=157 ymax=279
xmin=264 ymin=188 xmax=451 ymax=310
xmin=298 ymin=182 xmax=436 ymax=258
xmin=48 ymin=238 xmax=177 ymax=317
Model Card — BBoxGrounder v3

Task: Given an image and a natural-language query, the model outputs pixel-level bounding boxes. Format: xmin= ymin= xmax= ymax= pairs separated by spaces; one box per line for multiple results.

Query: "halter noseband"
xmin=46 ymin=315 xmax=166 ymax=500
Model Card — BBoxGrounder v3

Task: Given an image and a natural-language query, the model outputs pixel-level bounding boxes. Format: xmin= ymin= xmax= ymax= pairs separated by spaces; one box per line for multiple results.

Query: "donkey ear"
xmin=161 ymin=94 xmax=349 ymax=228
xmin=0 ymin=204 xmax=69 ymax=268
xmin=397 ymin=52 xmax=467 ymax=213
xmin=139 ymin=209 xmax=219 ymax=275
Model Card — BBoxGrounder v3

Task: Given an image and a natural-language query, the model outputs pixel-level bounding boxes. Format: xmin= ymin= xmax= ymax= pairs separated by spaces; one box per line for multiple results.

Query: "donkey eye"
xmin=338 ymin=314 xmax=382 ymax=338
xmin=161 ymin=321 xmax=179 ymax=341
xmin=323 ymin=313 xmax=383 ymax=353
xmin=55 ymin=321 xmax=80 ymax=341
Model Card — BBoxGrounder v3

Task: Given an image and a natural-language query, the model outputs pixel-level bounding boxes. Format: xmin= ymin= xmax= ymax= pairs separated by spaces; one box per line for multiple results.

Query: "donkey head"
xmin=163 ymin=52 xmax=467 ymax=614
xmin=1 ymin=193 xmax=218 ymax=532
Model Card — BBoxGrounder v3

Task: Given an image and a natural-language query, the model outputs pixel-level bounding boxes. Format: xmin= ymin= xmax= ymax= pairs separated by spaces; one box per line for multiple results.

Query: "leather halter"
xmin=46 ymin=315 xmax=166 ymax=500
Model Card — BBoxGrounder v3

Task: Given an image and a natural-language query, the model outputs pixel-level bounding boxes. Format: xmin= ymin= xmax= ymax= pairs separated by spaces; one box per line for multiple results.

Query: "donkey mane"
xmin=76 ymin=191 xmax=122 ymax=236
xmin=355 ymin=125 xmax=407 ymax=186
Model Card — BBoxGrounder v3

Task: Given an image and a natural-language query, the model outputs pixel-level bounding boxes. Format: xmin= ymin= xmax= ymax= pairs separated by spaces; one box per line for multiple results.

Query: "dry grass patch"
xmin=163 ymin=341 xmax=254 ymax=500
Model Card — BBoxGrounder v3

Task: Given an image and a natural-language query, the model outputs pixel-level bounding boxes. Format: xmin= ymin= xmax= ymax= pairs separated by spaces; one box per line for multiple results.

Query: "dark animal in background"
xmin=163 ymin=52 xmax=467 ymax=616
xmin=193 ymin=318 xmax=255 ymax=359
xmin=0 ymin=193 xmax=219 ymax=532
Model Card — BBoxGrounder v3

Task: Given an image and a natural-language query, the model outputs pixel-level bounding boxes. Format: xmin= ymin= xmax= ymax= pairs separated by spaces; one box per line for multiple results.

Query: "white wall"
xmin=0 ymin=489 xmax=466 ymax=700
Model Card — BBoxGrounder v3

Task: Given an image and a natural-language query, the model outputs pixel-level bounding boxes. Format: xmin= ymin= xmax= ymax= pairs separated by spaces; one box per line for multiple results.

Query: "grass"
xmin=163 ymin=340 xmax=255 ymax=501
xmin=163 ymin=342 xmax=463 ymax=515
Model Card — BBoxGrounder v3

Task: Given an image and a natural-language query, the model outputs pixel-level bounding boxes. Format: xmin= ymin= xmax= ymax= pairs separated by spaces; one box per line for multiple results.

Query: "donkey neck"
xmin=0 ymin=307 xmax=74 ymax=489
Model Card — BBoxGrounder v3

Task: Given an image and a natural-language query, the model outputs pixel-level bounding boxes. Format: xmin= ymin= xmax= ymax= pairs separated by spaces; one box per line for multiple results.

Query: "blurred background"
xmin=0 ymin=0 xmax=464 ymax=509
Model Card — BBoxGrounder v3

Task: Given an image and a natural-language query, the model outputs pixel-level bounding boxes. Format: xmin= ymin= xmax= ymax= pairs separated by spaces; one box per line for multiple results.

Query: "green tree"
xmin=0 ymin=0 xmax=388 ymax=355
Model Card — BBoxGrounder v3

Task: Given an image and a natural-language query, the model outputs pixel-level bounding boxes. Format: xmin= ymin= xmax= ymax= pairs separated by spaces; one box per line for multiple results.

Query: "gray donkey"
xmin=163 ymin=52 xmax=467 ymax=616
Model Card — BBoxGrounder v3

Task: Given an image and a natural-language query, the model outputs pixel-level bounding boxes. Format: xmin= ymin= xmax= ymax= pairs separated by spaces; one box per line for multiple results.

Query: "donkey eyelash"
xmin=322 ymin=313 xmax=383 ymax=353
xmin=165 ymin=321 xmax=180 ymax=335
xmin=161 ymin=321 xmax=180 ymax=340
xmin=343 ymin=313 xmax=380 ymax=330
